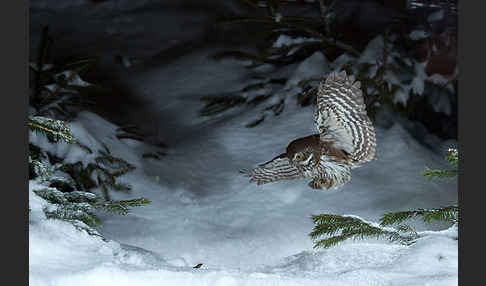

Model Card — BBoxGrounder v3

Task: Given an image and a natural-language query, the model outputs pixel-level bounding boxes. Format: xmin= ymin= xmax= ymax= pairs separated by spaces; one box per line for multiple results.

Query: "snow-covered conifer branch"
xmin=310 ymin=214 xmax=415 ymax=249
xmin=28 ymin=116 xmax=76 ymax=144
xmin=380 ymin=206 xmax=459 ymax=226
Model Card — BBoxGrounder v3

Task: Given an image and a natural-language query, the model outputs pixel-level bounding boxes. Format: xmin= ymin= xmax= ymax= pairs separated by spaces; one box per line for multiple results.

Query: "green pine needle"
xmin=379 ymin=206 xmax=459 ymax=226
xmin=28 ymin=116 xmax=76 ymax=144
xmin=34 ymin=188 xmax=68 ymax=205
xmin=445 ymin=148 xmax=458 ymax=166
xmin=310 ymin=214 xmax=413 ymax=249
xmin=91 ymin=198 xmax=151 ymax=215
xmin=44 ymin=204 xmax=100 ymax=227
xmin=94 ymin=153 xmax=136 ymax=177
xmin=63 ymin=191 xmax=99 ymax=203
xmin=422 ymin=169 xmax=458 ymax=179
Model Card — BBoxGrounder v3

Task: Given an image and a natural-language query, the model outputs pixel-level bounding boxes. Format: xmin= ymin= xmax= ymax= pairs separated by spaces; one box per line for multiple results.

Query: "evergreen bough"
xmin=29 ymin=110 xmax=150 ymax=237
xmin=30 ymin=26 xmax=109 ymax=120
xmin=310 ymin=148 xmax=458 ymax=249
xmin=423 ymin=148 xmax=458 ymax=179
xmin=213 ymin=1 xmax=456 ymax=125
xmin=34 ymin=187 xmax=150 ymax=229
xmin=28 ymin=116 xmax=76 ymax=144
xmin=310 ymin=214 xmax=416 ymax=249
xmin=29 ymin=30 xmax=153 ymax=237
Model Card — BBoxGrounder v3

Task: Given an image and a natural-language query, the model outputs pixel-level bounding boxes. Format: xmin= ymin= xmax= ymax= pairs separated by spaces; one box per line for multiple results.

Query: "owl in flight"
xmin=244 ymin=70 xmax=377 ymax=190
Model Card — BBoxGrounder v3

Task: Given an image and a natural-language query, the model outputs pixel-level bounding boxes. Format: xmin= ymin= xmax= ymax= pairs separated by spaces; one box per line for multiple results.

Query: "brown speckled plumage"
xmin=244 ymin=70 xmax=377 ymax=190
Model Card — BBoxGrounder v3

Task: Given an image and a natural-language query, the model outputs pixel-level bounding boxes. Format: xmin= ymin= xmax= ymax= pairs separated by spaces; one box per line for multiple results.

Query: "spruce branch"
xmin=212 ymin=41 xmax=333 ymax=67
xmin=39 ymin=70 xmax=79 ymax=108
xmin=218 ymin=12 xmax=359 ymax=57
xmin=94 ymin=152 xmax=136 ymax=178
xmin=35 ymin=188 xmax=101 ymax=228
xmin=310 ymin=214 xmax=414 ymax=249
xmin=30 ymin=29 xmax=99 ymax=118
xmin=422 ymin=168 xmax=458 ymax=179
xmin=422 ymin=148 xmax=458 ymax=180
xmin=379 ymin=206 xmax=459 ymax=226
xmin=45 ymin=205 xmax=101 ymax=227
xmin=396 ymin=224 xmax=419 ymax=237
xmin=28 ymin=45 xmax=150 ymax=237
xmin=59 ymin=150 xmax=136 ymax=201
xmin=91 ymin=198 xmax=151 ymax=215
xmin=445 ymin=148 xmax=458 ymax=166
xmin=34 ymin=188 xmax=68 ymax=205
xmin=28 ymin=116 xmax=76 ymax=144
xmin=63 ymin=191 xmax=99 ymax=203
xmin=29 ymin=155 xmax=51 ymax=181
xmin=34 ymin=188 xmax=98 ymax=206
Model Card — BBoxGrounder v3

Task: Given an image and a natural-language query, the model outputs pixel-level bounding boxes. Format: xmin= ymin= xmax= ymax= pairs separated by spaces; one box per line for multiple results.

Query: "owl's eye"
xmin=294 ymin=153 xmax=304 ymax=161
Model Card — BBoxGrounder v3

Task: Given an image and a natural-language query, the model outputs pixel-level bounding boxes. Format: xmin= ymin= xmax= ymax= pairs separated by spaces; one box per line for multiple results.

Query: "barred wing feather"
xmin=243 ymin=154 xmax=305 ymax=185
xmin=314 ymin=71 xmax=377 ymax=163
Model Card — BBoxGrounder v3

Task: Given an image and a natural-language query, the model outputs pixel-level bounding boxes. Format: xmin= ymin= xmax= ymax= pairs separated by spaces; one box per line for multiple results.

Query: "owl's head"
xmin=287 ymin=150 xmax=313 ymax=166
xmin=286 ymin=135 xmax=320 ymax=166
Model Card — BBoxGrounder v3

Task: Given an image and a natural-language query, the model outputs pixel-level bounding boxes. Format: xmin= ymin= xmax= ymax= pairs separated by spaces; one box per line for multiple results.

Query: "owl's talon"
xmin=308 ymin=179 xmax=332 ymax=190
xmin=308 ymin=180 xmax=320 ymax=190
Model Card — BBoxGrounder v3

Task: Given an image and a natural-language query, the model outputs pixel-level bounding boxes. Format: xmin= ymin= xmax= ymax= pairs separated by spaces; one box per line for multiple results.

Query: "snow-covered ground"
xmin=29 ymin=2 xmax=457 ymax=285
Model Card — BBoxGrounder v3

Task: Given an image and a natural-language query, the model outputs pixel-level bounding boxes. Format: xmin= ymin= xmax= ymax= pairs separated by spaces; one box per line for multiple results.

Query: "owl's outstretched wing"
xmin=314 ymin=70 xmax=377 ymax=163
xmin=242 ymin=153 xmax=305 ymax=185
